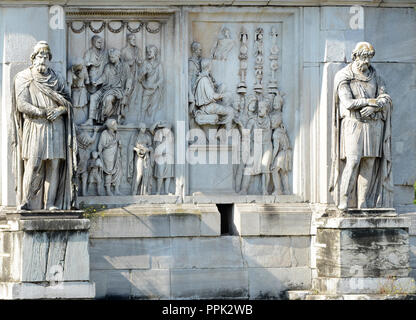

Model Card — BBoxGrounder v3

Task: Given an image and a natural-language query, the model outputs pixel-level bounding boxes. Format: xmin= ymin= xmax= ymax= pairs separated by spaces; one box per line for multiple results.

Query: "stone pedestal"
xmin=0 ymin=210 xmax=95 ymax=299
xmin=289 ymin=209 xmax=416 ymax=300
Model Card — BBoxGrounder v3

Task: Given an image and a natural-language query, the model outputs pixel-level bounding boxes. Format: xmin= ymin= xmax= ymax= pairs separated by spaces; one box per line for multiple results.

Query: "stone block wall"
xmin=88 ymin=204 xmax=312 ymax=299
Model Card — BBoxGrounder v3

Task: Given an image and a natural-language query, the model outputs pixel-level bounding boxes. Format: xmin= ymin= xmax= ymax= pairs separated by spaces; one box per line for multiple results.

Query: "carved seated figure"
xmin=85 ymin=48 xmax=132 ymax=125
xmin=193 ymin=58 xmax=234 ymax=133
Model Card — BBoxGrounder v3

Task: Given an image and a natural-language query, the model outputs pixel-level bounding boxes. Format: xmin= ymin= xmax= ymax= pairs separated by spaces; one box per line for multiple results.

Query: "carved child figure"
xmin=76 ymin=126 xmax=98 ymax=196
xmin=87 ymin=151 xmax=104 ymax=196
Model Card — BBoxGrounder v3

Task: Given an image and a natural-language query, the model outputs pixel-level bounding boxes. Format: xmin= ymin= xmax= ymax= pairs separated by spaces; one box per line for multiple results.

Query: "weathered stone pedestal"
xmin=289 ymin=209 xmax=416 ymax=300
xmin=0 ymin=210 xmax=95 ymax=299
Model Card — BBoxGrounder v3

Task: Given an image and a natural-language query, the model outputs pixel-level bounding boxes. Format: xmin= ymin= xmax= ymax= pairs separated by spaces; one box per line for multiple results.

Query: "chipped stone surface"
xmin=316 ymin=228 xmax=410 ymax=278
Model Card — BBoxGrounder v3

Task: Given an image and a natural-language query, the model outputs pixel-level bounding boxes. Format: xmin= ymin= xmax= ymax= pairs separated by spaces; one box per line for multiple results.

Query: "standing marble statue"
xmin=329 ymin=42 xmax=393 ymax=210
xmin=128 ymin=123 xmax=154 ymax=195
xmin=98 ymin=119 xmax=122 ymax=196
xmin=11 ymin=41 xmax=77 ymax=210
xmin=138 ymin=45 xmax=163 ymax=123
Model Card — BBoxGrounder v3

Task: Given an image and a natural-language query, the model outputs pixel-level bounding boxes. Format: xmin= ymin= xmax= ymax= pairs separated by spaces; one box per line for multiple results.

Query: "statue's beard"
xmin=34 ymin=62 xmax=48 ymax=74
xmin=356 ymin=61 xmax=369 ymax=72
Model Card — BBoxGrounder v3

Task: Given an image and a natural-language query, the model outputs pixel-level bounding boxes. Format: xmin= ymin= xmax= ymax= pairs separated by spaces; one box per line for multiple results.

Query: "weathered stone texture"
xmin=317 ymin=228 xmax=410 ymax=278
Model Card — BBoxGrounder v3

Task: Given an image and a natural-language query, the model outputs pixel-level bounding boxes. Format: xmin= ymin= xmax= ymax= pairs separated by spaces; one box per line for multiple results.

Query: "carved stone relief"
xmin=67 ymin=17 xmax=175 ymax=198
xmin=189 ymin=22 xmax=293 ymax=195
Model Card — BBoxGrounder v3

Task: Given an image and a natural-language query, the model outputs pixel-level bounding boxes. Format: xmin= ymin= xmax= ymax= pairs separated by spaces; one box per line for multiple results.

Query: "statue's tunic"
xmin=96 ymin=61 xmax=130 ymax=121
xmin=272 ymin=127 xmax=292 ymax=172
xmin=338 ymin=66 xmax=385 ymax=159
xmin=88 ymin=157 xmax=103 ymax=184
xmin=84 ymin=47 xmax=107 ymax=84
xmin=121 ymin=45 xmax=142 ymax=108
xmin=139 ymin=60 xmax=163 ymax=118
xmin=245 ymin=116 xmax=273 ymax=175
xmin=98 ymin=130 xmax=121 ymax=186
xmin=15 ymin=68 xmax=66 ymax=160
xmin=77 ymin=133 xmax=95 ymax=175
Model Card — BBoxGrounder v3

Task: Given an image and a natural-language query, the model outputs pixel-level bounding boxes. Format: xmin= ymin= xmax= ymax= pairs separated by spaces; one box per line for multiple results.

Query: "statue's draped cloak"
xmin=329 ymin=64 xmax=393 ymax=207
xmin=11 ymin=67 xmax=78 ymax=210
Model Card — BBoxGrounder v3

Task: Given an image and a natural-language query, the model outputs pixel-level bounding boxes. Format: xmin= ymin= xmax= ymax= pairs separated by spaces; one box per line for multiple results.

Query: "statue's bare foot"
xmin=337 ymin=202 xmax=348 ymax=211
xmin=239 ymin=190 xmax=247 ymax=195
xmin=47 ymin=206 xmax=59 ymax=211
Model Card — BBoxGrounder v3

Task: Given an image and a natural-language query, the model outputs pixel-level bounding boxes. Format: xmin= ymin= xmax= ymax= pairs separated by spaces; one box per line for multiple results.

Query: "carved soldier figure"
xmin=128 ymin=123 xmax=154 ymax=195
xmin=88 ymin=48 xmax=132 ymax=125
xmin=67 ymin=59 xmax=90 ymax=124
xmin=138 ymin=45 xmax=163 ymax=123
xmin=84 ymin=35 xmax=107 ymax=93
xmin=11 ymin=41 xmax=77 ymax=210
xmin=76 ymin=127 xmax=98 ymax=196
xmin=329 ymin=42 xmax=393 ymax=210
xmin=98 ymin=119 xmax=122 ymax=196
xmin=269 ymin=90 xmax=284 ymax=129
xmin=271 ymin=113 xmax=292 ymax=195
xmin=152 ymin=121 xmax=175 ymax=195
xmin=87 ymin=151 xmax=104 ymax=196
xmin=188 ymin=41 xmax=202 ymax=129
